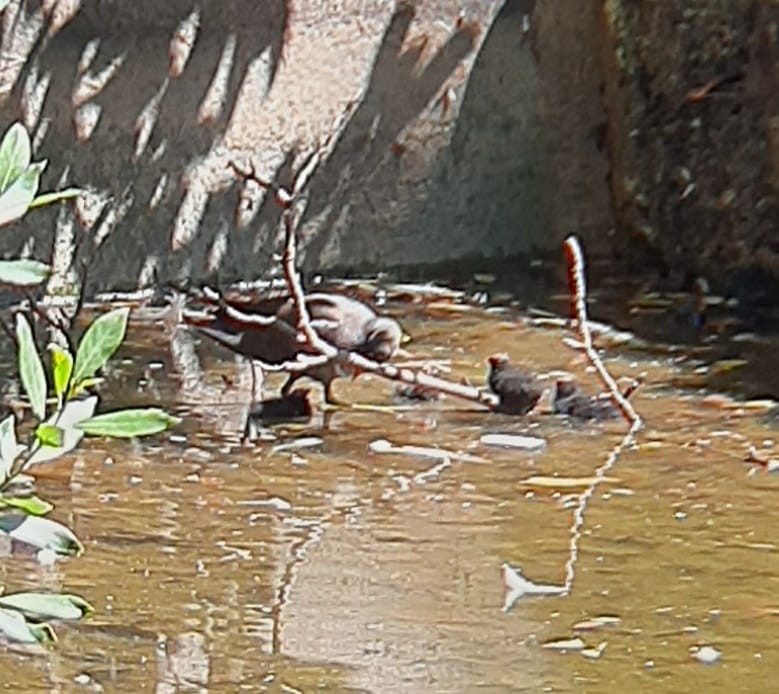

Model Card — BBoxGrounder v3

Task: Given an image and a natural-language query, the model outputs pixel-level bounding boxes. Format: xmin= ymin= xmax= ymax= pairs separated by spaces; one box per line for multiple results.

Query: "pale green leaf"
xmin=0 ymin=414 xmax=20 ymax=482
xmin=0 ymin=607 xmax=55 ymax=644
xmin=28 ymin=187 xmax=82 ymax=209
xmin=0 ymin=162 xmax=43 ymax=227
xmin=0 ymin=592 xmax=92 ymax=621
xmin=49 ymin=343 xmax=73 ymax=404
xmin=0 ymin=122 xmax=31 ymax=194
xmin=0 ymin=495 xmax=53 ymax=516
xmin=0 ymin=259 xmax=50 ymax=286
xmin=26 ymin=396 xmax=97 ymax=467
xmin=35 ymin=424 xmax=63 ymax=448
xmin=15 ymin=314 xmax=47 ymax=420
xmin=77 ymin=408 xmax=181 ymax=438
xmin=71 ymin=307 xmax=129 ymax=390
xmin=0 ymin=513 xmax=82 ymax=555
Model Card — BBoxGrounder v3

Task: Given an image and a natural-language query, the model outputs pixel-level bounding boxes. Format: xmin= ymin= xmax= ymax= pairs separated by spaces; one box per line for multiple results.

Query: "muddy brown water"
xmin=0 ymin=301 xmax=777 ymax=692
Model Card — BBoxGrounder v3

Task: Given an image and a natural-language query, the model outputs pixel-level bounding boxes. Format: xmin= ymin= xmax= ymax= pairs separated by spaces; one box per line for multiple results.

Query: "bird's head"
xmin=554 ymin=378 xmax=577 ymax=400
xmin=488 ymin=353 xmax=511 ymax=370
xmin=361 ymin=317 xmax=403 ymax=362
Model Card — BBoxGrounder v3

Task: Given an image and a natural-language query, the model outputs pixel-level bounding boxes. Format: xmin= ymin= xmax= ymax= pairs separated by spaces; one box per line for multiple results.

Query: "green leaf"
xmin=0 ymin=513 xmax=82 ymax=555
xmin=77 ymin=408 xmax=181 ymax=438
xmin=49 ymin=344 xmax=73 ymax=405
xmin=0 ymin=495 xmax=53 ymax=516
xmin=0 ymin=414 xmax=20 ymax=482
xmin=0 ymin=592 xmax=92 ymax=621
xmin=26 ymin=396 xmax=97 ymax=467
xmin=15 ymin=314 xmax=47 ymax=421
xmin=0 ymin=162 xmax=44 ymax=227
xmin=71 ymin=307 xmax=129 ymax=391
xmin=0 ymin=259 xmax=50 ymax=286
xmin=0 ymin=607 xmax=55 ymax=645
xmin=35 ymin=424 xmax=63 ymax=448
xmin=28 ymin=187 xmax=82 ymax=209
xmin=0 ymin=122 xmax=31 ymax=194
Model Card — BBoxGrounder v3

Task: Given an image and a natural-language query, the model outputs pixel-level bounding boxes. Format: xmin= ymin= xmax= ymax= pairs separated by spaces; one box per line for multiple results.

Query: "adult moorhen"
xmin=184 ymin=290 xmax=403 ymax=403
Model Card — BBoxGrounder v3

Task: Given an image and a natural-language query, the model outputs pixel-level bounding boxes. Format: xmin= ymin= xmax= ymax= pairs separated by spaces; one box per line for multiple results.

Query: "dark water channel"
xmin=0 ymin=292 xmax=778 ymax=692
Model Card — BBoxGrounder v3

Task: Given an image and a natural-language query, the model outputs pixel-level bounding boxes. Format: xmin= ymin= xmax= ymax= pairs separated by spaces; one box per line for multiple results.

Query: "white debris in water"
xmin=542 ymin=637 xmax=585 ymax=652
xmin=581 ymin=642 xmax=608 ymax=659
xmin=480 ymin=434 xmax=546 ymax=452
xmin=240 ymin=497 xmax=292 ymax=512
xmin=271 ymin=437 xmax=323 ymax=453
xmin=369 ymin=439 xmax=487 ymax=464
xmin=393 ymin=476 xmax=412 ymax=493
xmin=414 ymin=458 xmax=452 ymax=484
xmin=502 ymin=563 xmax=566 ymax=611
xmin=691 ymin=645 xmax=722 ymax=665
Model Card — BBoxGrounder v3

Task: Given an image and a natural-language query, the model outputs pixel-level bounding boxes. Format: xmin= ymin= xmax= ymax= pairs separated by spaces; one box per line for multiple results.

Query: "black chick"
xmin=487 ymin=354 xmax=543 ymax=415
xmin=552 ymin=378 xmax=620 ymax=421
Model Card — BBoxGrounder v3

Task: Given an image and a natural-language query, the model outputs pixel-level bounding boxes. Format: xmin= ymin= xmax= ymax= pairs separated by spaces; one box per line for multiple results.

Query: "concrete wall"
xmin=4 ymin=1 xmax=769 ymax=300
xmin=601 ymin=0 xmax=779 ymax=299
xmin=0 ymin=0 xmax=616 ymax=294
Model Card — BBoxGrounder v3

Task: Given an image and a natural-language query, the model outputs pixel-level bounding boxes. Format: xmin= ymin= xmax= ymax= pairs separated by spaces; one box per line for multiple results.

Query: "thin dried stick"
xmin=557 ymin=235 xmax=642 ymax=595
xmin=563 ymin=236 xmax=642 ymax=429
xmin=226 ymin=129 xmax=499 ymax=409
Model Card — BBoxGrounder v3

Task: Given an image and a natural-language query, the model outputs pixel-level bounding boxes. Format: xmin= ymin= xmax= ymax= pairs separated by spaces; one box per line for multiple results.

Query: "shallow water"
xmin=0 ymin=300 xmax=777 ymax=692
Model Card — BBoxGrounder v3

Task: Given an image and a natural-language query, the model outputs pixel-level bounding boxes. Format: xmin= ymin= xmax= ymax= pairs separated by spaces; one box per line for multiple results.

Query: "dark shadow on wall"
xmin=292 ymin=5 xmax=478 ymax=270
xmin=0 ymin=2 xmax=482 ymax=293
xmin=317 ymin=1 xmax=558 ymax=304
xmin=0 ymin=0 xmax=288 ymax=293
xmin=395 ymin=0 xmax=553 ymax=284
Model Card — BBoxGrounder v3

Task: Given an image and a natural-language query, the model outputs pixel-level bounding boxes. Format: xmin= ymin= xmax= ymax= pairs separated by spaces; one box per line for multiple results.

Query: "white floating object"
xmin=271 ymin=437 xmax=323 ymax=453
xmin=239 ymin=497 xmax=292 ymax=512
xmin=369 ymin=439 xmax=487 ymax=463
xmin=502 ymin=563 xmax=566 ymax=611
xmin=691 ymin=645 xmax=722 ymax=665
xmin=481 ymin=434 xmax=546 ymax=452
xmin=581 ymin=642 xmax=608 ymax=659
xmin=573 ymin=616 xmax=622 ymax=631
xmin=542 ymin=637 xmax=585 ymax=651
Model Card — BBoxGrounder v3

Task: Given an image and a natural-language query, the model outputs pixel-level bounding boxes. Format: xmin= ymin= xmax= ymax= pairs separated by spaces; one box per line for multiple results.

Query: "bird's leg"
xmin=249 ymin=360 xmax=258 ymax=404
xmin=322 ymin=379 xmax=348 ymax=407
xmin=281 ymin=372 xmax=299 ymax=396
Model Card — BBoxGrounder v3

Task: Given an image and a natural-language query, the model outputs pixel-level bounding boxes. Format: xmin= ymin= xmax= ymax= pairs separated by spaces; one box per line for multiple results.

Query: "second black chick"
xmin=487 ymin=354 xmax=543 ymax=415
xmin=552 ymin=378 xmax=620 ymax=421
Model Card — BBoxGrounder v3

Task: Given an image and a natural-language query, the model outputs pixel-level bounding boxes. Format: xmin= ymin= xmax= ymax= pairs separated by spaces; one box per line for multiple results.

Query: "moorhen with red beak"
xmin=487 ymin=354 xmax=543 ymax=415
xmin=184 ymin=290 xmax=403 ymax=403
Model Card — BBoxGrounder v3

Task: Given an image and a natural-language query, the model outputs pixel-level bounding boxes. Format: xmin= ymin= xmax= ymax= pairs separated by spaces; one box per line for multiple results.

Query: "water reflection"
xmin=0 ymin=302 xmax=776 ymax=691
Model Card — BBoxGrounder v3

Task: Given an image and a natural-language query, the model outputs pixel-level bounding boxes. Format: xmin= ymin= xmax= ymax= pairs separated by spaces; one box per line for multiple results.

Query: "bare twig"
xmin=223 ymin=114 xmax=500 ymax=409
xmin=563 ymin=236 xmax=642 ymax=429
xmin=555 ymin=235 xmax=642 ymax=596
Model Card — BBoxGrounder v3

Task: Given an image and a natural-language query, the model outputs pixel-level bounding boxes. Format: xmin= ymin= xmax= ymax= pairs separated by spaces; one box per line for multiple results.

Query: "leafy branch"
xmin=0 ymin=122 xmax=180 ymax=646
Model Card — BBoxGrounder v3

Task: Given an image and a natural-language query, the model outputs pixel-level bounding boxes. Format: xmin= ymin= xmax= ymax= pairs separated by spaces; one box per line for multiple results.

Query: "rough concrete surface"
xmin=0 ymin=0 xmax=773 ymax=301
xmin=0 ymin=0 xmax=548 ymax=293
xmin=602 ymin=0 xmax=778 ymax=301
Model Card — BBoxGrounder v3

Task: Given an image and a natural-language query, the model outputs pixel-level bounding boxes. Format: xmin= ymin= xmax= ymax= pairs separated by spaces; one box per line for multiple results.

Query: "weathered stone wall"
xmin=601 ymin=0 xmax=779 ymax=299
xmin=2 ymin=1 xmax=771 ymax=299
xmin=0 ymin=0 xmax=615 ymax=294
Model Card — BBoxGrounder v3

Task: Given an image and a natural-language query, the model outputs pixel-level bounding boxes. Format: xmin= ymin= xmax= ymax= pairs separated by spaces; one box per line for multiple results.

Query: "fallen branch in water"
xmin=563 ymin=235 xmax=642 ymax=430
xmin=504 ymin=236 xmax=644 ymax=609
